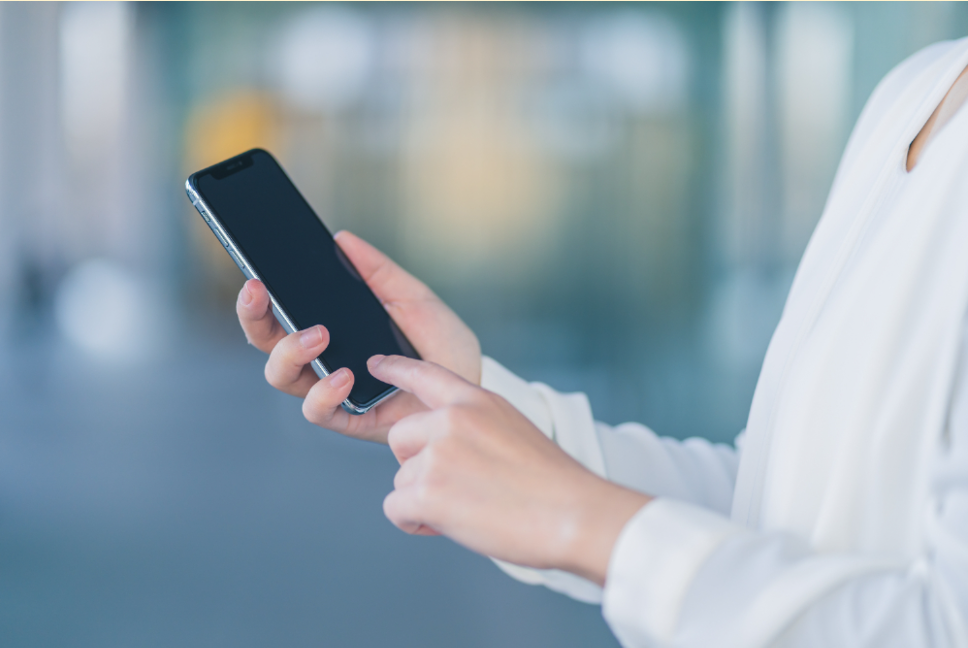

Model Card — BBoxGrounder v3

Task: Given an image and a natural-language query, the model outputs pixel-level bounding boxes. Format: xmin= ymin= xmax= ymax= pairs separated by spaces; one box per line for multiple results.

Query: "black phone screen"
xmin=191 ymin=149 xmax=419 ymax=408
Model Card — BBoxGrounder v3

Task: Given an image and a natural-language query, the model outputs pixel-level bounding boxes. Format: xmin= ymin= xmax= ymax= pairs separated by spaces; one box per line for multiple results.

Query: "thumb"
xmin=334 ymin=231 xmax=435 ymax=304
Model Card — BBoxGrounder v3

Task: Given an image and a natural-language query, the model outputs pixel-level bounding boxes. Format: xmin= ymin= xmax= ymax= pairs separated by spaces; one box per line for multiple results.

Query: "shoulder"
xmin=867 ymin=38 xmax=967 ymax=112
xmin=831 ymin=38 xmax=968 ymax=191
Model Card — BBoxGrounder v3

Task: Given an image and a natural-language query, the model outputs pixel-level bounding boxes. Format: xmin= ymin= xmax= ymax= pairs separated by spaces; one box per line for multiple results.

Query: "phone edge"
xmin=184 ymin=176 xmax=398 ymax=416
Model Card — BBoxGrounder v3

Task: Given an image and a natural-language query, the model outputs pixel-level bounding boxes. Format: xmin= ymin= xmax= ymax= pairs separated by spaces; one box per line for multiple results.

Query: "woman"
xmin=235 ymin=37 xmax=968 ymax=646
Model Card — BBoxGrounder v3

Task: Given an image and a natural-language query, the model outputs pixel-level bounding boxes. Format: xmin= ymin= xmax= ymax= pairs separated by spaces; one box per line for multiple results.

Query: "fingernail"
xmin=300 ymin=326 xmax=323 ymax=348
xmin=330 ymin=368 xmax=350 ymax=388
xmin=240 ymin=284 xmax=253 ymax=307
xmin=368 ymin=354 xmax=386 ymax=369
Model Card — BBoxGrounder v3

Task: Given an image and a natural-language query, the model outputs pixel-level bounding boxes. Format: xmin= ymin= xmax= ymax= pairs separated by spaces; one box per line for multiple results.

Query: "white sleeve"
xmin=602 ymin=485 xmax=968 ymax=648
xmin=601 ymin=380 xmax=968 ymax=648
xmin=479 ymin=356 xmax=741 ymax=603
xmin=482 ymin=357 xmax=968 ymax=648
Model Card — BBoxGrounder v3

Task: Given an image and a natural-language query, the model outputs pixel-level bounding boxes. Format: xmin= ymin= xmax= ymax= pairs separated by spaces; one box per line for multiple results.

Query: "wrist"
xmin=555 ymin=477 xmax=652 ymax=586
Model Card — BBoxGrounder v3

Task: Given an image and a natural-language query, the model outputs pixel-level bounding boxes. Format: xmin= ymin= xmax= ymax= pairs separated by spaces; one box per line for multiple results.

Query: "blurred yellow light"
xmin=183 ymin=92 xmax=282 ymax=300
xmin=184 ymin=91 xmax=280 ymax=171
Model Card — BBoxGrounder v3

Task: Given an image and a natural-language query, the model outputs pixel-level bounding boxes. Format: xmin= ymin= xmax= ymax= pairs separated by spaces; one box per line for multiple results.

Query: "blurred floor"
xmin=0 ymin=315 xmax=618 ymax=648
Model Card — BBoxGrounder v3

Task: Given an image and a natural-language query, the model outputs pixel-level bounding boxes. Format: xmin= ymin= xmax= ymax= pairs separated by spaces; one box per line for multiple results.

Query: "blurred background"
xmin=1 ymin=2 xmax=967 ymax=646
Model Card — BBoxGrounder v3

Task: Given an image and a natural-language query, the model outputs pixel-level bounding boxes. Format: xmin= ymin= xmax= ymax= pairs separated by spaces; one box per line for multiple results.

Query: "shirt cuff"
xmin=480 ymin=356 xmax=554 ymax=439
xmin=602 ymin=498 xmax=742 ymax=646
xmin=492 ymin=559 xmax=604 ymax=604
xmin=480 ymin=356 xmax=605 ymax=602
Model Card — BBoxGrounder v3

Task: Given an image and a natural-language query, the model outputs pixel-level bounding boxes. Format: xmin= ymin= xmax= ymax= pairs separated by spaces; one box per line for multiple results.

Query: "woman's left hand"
xmin=368 ymin=354 xmax=652 ymax=586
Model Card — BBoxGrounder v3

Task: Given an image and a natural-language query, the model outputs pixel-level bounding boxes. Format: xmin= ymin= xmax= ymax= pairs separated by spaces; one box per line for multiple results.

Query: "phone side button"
xmin=190 ymin=197 xmax=211 ymax=222
xmin=227 ymin=249 xmax=248 ymax=275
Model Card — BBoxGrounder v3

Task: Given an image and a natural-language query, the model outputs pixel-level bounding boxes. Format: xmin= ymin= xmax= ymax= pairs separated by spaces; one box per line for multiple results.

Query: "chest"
xmin=732 ymin=61 xmax=968 ymax=554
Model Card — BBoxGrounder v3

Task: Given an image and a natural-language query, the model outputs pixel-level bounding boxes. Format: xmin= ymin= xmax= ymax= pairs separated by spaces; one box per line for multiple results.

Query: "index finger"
xmin=367 ymin=355 xmax=477 ymax=410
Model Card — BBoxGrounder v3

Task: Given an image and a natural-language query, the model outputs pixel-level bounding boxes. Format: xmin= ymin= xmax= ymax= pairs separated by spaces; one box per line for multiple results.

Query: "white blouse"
xmin=481 ymin=37 xmax=968 ymax=648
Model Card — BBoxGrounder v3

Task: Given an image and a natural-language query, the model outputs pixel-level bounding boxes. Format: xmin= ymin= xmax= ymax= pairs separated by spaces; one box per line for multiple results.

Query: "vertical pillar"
xmin=0 ymin=3 xmax=65 ymax=336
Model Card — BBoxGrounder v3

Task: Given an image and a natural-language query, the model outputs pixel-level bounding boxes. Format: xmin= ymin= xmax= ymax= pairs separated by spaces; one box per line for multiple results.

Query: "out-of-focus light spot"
xmin=777 ymin=3 xmax=853 ymax=261
xmin=721 ymin=2 xmax=770 ymax=268
xmin=580 ymin=13 xmax=689 ymax=113
xmin=272 ymin=8 xmax=373 ymax=113
xmin=528 ymin=83 xmax=617 ymax=162
xmin=54 ymin=259 xmax=160 ymax=362
xmin=59 ymin=1 xmax=131 ymax=158
xmin=183 ymin=93 xmax=279 ymax=174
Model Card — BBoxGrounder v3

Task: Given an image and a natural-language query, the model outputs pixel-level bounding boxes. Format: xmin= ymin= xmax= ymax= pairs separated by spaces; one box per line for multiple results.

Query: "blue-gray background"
xmin=1 ymin=3 xmax=966 ymax=646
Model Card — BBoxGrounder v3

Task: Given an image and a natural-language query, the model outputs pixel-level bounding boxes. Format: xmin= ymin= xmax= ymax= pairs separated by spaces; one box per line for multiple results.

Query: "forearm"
xmin=482 ymin=356 xmax=741 ymax=509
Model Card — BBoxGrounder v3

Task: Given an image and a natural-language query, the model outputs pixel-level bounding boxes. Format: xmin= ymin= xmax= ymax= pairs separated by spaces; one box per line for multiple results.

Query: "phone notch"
xmin=211 ymin=153 xmax=254 ymax=179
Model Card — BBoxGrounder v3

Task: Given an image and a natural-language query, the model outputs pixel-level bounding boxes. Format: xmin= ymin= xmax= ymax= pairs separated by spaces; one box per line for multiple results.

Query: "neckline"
xmin=906 ymin=47 xmax=968 ymax=173
xmin=735 ymin=37 xmax=968 ymax=528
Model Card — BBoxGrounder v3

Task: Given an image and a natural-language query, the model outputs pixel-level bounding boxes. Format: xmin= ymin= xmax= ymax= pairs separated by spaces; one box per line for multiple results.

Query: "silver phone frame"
xmin=185 ymin=179 xmax=398 ymax=415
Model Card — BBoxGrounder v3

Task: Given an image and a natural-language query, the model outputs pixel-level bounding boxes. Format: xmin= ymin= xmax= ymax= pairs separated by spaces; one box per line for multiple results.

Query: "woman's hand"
xmin=370 ymin=354 xmax=652 ymax=586
xmin=236 ymin=231 xmax=481 ymax=444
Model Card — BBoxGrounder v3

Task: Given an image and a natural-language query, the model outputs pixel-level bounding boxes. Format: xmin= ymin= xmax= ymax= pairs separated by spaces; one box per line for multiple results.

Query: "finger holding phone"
xmin=237 ymin=231 xmax=482 ymax=443
xmin=187 ymin=149 xmax=481 ymax=444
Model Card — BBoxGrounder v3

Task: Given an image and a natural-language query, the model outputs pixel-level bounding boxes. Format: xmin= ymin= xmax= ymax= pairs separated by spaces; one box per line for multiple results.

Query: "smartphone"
xmin=185 ymin=148 xmax=419 ymax=414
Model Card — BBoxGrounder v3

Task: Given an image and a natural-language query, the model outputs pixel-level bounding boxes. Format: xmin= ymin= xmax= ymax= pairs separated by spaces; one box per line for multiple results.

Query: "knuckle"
xmin=421 ymin=444 xmax=440 ymax=474
xmin=412 ymin=480 xmax=435 ymax=510
xmin=382 ymin=491 xmax=402 ymax=523
xmin=301 ymin=396 xmax=326 ymax=426
xmin=441 ymin=402 xmax=481 ymax=433
xmin=440 ymin=405 xmax=465 ymax=429
xmin=471 ymin=389 xmax=496 ymax=410
xmin=418 ymin=444 xmax=453 ymax=493
xmin=386 ymin=423 xmax=407 ymax=454
xmin=263 ymin=360 xmax=281 ymax=387
xmin=386 ymin=424 xmax=400 ymax=449
xmin=265 ymin=339 xmax=301 ymax=386
xmin=300 ymin=398 xmax=316 ymax=423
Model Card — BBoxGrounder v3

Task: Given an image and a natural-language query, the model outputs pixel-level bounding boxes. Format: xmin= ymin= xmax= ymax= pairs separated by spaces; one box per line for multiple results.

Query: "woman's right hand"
xmin=236 ymin=230 xmax=481 ymax=444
